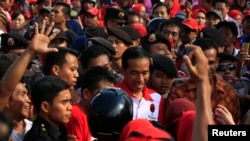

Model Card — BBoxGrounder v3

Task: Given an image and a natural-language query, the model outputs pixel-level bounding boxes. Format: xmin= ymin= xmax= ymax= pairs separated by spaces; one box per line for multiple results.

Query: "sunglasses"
xmin=217 ymin=64 xmax=236 ymax=72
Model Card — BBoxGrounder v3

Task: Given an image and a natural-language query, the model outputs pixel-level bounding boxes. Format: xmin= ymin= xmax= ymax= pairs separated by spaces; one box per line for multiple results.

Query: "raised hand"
xmin=182 ymin=43 xmax=209 ymax=82
xmin=28 ymin=20 xmax=60 ymax=54
xmin=215 ymin=104 xmax=235 ymax=125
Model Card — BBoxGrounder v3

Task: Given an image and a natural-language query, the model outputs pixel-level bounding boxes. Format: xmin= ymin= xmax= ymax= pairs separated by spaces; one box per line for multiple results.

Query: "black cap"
xmin=218 ymin=53 xmax=236 ymax=63
xmin=1 ymin=33 xmax=29 ymax=51
xmin=198 ymin=27 xmax=227 ymax=46
xmin=141 ymin=33 xmax=171 ymax=51
xmin=88 ymin=37 xmax=116 ymax=55
xmin=85 ymin=26 xmax=107 ymax=39
xmin=107 ymin=27 xmax=132 ymax=45
xmin=151 ymin=54 xmax=178 ymax=78
xmin=119 ymin=25 xmax=141 ymax=40
xmin=105 ymin=7 xmax=128 ymax=24
xmin=0 ymin=54 xmax=35 ymax=79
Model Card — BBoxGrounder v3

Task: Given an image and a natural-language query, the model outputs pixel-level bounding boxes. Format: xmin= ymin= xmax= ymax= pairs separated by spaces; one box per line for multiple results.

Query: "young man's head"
xmin=193 ymin=38 xmax=219 ymax=81
xmin=79 ymin=66 xmax=115 ymax=109
xmin=180 ymin=18 xmax=199 ymax=44
xmin=216 ymin=53 xmax=237 ymax=85
xmin=122 ymin=47 xmax=151 ymax=93
xmin=31 ymin=76 xmax=72 ymax=127
xmin=82 ymin=0 xmax=96 ymax=12
xmin=206 ymin=9 xmax=223 ymax=27
xmin=216 ymin=21 xmax=238 ymax=52
xmin=50 ymin=2 xmax=71 ymax=25
xmin=107 ymin=28 xmax=132 ymax=60
xmin=80 ymin=45 xmax=112 ymax=72
xmin=84 ymin=7 xmax=100 ymax=28
xmin=42 ymin=47 xmax=79 ymax=90
xmin=159 ymin=18 xmax=182 ymax=47
xmin=214 ymin=0 xmax=230 ymax=18
xmin=149 ymin=54 xmax=178 ymax=97
xmin=152 ymin=3 xmax=170 ymax=19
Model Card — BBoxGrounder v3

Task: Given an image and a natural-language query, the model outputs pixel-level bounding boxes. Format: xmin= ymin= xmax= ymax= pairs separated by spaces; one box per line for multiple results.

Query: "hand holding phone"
xmin=242 ymin=43 xmax=249 ymax=54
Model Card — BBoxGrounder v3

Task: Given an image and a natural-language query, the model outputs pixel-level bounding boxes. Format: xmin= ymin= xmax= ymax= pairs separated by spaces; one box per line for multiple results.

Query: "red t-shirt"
xmin=65 ymin=104 xmax=92 ymax=141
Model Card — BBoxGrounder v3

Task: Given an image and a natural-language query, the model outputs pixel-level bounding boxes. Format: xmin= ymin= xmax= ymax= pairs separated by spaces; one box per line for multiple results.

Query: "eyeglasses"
xmin=217 ymin=64 xmax=236 ymax=72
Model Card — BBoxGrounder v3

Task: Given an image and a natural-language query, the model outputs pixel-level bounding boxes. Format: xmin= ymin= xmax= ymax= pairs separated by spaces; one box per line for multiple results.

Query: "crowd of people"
xmin=0 ymin=0 xmax=249 ymax=141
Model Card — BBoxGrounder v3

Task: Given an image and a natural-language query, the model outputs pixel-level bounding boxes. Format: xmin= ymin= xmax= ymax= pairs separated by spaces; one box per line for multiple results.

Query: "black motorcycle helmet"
xmin=87 ymin=86 xmax=133 ymax=140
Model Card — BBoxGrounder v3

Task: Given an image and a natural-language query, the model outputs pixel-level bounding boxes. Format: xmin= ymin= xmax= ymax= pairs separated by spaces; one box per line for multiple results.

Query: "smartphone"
xmin=242 ymin=43 xmax=249 ymax=54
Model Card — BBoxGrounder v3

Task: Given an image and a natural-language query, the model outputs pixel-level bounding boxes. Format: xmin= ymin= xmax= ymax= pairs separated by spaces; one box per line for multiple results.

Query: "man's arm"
xmin=0 ymin=21 xmax=59 ymax=111
xmin=182 ymin=44 xmax=213 ymax=141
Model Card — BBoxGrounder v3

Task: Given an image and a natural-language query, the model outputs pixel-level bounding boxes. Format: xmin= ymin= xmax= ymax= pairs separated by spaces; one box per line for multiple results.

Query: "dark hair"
xmin=159 ymin=18 xmax=182 ymax=34
xmin=31 ymin=76 xmax=70 ymax=113
xmin=43 ymin=47 xmax=78 ymax=75
xmin=0 ymin=112 xmax=13 ymax=141
xmin=11 ymin=10 xmax=27 ymax=20
xmin=80 ymin=45 xmax=112 ymax=69
xmin=53 ymin=1 xmax=71 ymax=16
xmin=80 ymin=66 xmax=114 ymax=93
xmin=122 ymin=47 xmax=151 ymax=70
xmin=213 ymin=0 xmax=230 ymax=7
xmin=152 ymin=3 xmax=170 ymax=15
xmin=193 ymin=38 xmax=219 ymax=56
xmin=216 ymin=21 xmax=238 ymax=37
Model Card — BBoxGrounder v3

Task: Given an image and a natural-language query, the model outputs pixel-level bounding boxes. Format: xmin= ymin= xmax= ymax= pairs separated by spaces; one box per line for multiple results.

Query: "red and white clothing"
xmin=116 ymin=80 xmax=164 ymax=124
xmin=65 ymin=104 xmax=92 ymax=141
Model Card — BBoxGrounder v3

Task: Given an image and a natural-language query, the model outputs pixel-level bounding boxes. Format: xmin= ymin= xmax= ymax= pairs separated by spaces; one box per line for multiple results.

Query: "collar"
xmin=34 ymin=116 xmax=65 ymax=140
xmin=117 ymin=80 xmax=154 ymax=101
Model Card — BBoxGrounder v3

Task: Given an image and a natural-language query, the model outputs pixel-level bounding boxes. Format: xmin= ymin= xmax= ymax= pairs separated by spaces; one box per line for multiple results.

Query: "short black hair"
xmin=193 ymin=38 xmax=219 ymax=56
xmin=53 ymin=1 xmax=71 ymax=16
xmin=152 ymin=3 xmax=170 ymax=15
xmin=122 ymin=47 xmax=151 ymax=70
xmin=213 ymin=0 xmax=230 ymax=7
xmin=159 ymin=18 xmax=182 ymax=34
xmin=216 ymin=21 xmax=238 ymax=37
xmin=11 ymin=10 xmax=27 ymax=20
xmin=80 ymin=45 xmax=112 ymax=70
xmin=43 ymin=47 xmax=78 ymax=75
xmin=0 ymin=112 xmax=13 ymax=141
xmin=80 ymin=66 xmax=115 ymax=94
xmin=31 ymin=76 xmax=70 ymax=113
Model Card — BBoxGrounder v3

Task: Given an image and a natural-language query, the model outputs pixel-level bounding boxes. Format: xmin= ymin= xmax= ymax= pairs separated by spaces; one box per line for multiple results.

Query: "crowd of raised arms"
xmin=0 ymin=0 xmax=250 ymax=141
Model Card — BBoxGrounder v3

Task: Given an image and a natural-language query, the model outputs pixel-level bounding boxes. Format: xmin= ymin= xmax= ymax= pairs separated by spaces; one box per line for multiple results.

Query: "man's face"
xmin=161 ymin=25 xmax=180 ymax=47
xmin=203 ymin=48 xmax=218 ymax=80
xmin=123 ymin=58 xmax=150 ymax=93
xmin=215 ymin=2 xmax=229 ymax=18
xmin=165 ymin=0 xmax=174 ymax=9
xmin=50 ymin=5 xmax=67 ymax=24
xmin=0 ymin=0 xmax=12 ymax=10
xmin=149 ymin=43 xmax=172 ymax=59
xmin=107 ymin=35 xmax=128 ymax=60
xmin=47 ymin=89 xmax=72 ymax=126
xmin=29 ymin=3 xmax=38 ymax=15
xmin=149 ymin=69 xmax=175 ymax=95
xmin=218 ymin=26 xmax=235 ymax=46
xmin=180 ymin=26 xmax=197 ymax=44
xmin=153 ymin=6 xmax=169 ymax=19
xmin=206 ymin=15 xmax=221 ymax=27
xmin=57 ymin=53 xmax=79 ymax=90
xmin=84 ymin=14 xmax=99 ymax=28
xmin=8 ymin=83 xmax=32 ymax=119
xmin=243 ymin=18 xmax=250 ymax=35
xmin=71 ymin=0 xmax=81 ymax=9
xmin=216 ymin=62 xmax=236 ymax=85
xmin=87 ymin=54 xmax=112 ymax=72
xmin=39 ymin=12 xmax=51 ymax=25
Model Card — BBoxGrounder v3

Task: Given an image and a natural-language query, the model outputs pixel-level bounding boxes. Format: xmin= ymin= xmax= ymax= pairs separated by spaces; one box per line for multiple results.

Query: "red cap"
xmin=229 ymin=9 xmax=242 ymax=19
xmin=182 ymin=18 xmax=199 ymax=31
xmin=28 ymin=0 xmax=37 ymax=3
xmin=131 ymin=23 xmax=147 ymax=38
xmin=86 ymin=8 xmax=99 ymax=16
xmin=131 ymin=4 xmax=145 ymax=15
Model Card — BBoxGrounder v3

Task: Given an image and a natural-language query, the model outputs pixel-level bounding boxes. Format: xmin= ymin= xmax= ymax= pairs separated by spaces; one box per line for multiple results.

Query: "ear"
xmin=82 ymin=88 xmax=91 ymax=100
xmin=41 ymin=101 xmax=50 ymax=114
xmin=51 ymin=65 xmax=60 ymax=76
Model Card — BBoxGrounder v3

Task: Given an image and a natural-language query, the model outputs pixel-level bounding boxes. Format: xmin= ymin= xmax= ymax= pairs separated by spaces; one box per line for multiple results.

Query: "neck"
xmin=39 ymin=113 xmax=59 ymax=129
xmin=13 ymin=120 xmax=26 ymax=133
xmin=112 ymin=59 xmax=122 ymax=72
xmin=55 ymin=22 xmax=68 ymax=31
